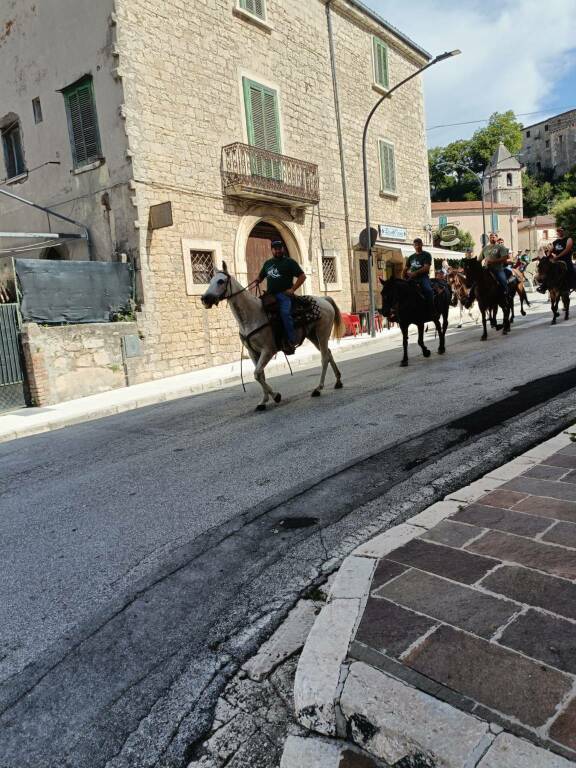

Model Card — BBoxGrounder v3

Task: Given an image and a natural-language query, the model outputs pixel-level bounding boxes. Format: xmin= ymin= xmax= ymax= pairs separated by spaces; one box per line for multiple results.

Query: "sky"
xmin=367 ymin=0 xmax=576 ymax=149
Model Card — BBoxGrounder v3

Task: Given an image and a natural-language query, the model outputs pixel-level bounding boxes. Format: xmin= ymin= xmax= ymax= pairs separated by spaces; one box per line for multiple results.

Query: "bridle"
xmin=210 ymin=274 xmax=259 ymax=304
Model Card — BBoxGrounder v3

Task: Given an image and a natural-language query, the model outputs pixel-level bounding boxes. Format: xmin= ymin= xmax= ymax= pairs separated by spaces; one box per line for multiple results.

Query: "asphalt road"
xmin=2 ymin=296 xmax=576 ymax=768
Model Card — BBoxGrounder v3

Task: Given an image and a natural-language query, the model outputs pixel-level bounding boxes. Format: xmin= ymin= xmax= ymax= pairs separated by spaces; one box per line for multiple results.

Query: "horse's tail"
xmin=326 ymin=297 xmax=345 ymax=339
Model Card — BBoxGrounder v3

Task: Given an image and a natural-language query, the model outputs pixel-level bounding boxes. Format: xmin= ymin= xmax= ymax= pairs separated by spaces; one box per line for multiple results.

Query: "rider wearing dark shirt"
xmin=537 ymin=226 xmax=574 ymax=293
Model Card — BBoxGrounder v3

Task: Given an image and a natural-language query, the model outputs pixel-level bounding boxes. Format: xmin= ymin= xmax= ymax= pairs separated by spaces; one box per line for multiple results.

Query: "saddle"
xmin=260 ymin=293 xmax=322 ymax=352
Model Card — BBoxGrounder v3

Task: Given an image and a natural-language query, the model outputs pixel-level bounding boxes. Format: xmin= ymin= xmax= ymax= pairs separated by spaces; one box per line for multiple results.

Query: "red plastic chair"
xmin=341 ymin=312 xmax=362 ymax=337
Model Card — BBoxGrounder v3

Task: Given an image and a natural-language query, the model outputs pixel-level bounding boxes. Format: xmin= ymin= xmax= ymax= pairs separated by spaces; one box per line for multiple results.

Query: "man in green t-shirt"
xmin=481 ymin=233 xmax=510 ymax=294
xmin=256 ymin=240 xmax=306 ymax=353
xmin=403 ymin=238 xmax=435 ymax=315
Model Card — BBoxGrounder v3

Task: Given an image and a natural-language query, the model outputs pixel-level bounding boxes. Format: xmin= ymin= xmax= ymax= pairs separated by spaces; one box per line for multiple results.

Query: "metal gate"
xmin=0 ymin=303 xmax=26 ymax=413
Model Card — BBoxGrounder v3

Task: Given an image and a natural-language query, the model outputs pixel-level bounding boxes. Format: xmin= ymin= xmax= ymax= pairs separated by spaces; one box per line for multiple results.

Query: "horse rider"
xmin=537 ymin=226 xmax=574 ymax=293
xmin=255 ymin=239 xmax=306 ymax=354
xmin=403 ymin=238 xmax=436 ymax=317
xmin=465 ymin=233 xmax=509 ymax=307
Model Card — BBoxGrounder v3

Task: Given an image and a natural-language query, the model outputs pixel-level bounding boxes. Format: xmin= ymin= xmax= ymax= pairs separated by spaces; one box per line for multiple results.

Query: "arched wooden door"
xmin=245 ymin=221 xmax=285 ymax=284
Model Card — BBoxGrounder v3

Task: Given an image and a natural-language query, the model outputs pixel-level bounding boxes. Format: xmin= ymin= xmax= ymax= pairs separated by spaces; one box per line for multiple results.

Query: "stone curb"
xmin=292 ymin=426 xmax=576 ymax=767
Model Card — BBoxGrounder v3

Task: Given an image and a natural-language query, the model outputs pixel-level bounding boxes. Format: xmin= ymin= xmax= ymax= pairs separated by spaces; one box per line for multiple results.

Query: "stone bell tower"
xmin=482 ymin=142 xmax=524 ymax=219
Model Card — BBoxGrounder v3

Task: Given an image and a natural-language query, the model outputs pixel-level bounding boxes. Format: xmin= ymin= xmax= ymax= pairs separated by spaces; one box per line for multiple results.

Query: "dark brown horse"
xmin=380 ymin=277 xmax=450 ymax=366
xmin=462 ymin=259 xmax=511 ymax=340
xmin=536 ymin=256 xmax=570 ymax=324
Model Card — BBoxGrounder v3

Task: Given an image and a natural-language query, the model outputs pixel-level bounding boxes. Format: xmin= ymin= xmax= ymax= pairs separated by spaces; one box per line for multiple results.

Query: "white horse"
xmin=201 ymin=263 xmax=345 ymax=410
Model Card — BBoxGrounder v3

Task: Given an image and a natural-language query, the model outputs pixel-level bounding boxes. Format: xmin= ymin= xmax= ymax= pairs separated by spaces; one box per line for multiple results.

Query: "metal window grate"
xmin=359 ymin=259 xmax=369 ymax=284
xmin=322 ymin=255 xmax=337 ymax=285
xmin=190 ymin=250 xmax=214 ymax=284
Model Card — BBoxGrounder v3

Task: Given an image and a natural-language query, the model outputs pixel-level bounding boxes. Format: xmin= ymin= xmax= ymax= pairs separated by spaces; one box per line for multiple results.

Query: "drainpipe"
xmin=326 ymin=0 xmax=356 ymax=310
xmin=0 ymin=187 xmax=94 ymax=259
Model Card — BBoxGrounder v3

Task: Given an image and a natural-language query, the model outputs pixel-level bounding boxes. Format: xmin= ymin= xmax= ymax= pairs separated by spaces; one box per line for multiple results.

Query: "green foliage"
xmin=552 ymin=197 xmax=576 ymax=234
xmin=433 ymin=227 xmax=475 ymax=252
xmin=468 ymin=111 xmax=523 ymax=169
xmin=522 ymin=173 xmax=554 ymax=217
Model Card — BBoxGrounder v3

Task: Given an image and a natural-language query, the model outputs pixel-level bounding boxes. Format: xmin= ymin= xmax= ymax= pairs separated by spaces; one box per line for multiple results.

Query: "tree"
xmin=469 ymin=111 xmax=523 ymax=170
xmin=522 ymin=173 xmax=553 ymax=218
xmin=428 ymin=143 xmax=479 ymax=202
xmin=553 ymin=197 xmax=576 ymax=234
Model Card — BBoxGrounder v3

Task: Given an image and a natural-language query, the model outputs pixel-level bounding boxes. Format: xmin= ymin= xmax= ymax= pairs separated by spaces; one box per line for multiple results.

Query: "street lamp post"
xmin=362 ymin=49 xmax=461 ymax=336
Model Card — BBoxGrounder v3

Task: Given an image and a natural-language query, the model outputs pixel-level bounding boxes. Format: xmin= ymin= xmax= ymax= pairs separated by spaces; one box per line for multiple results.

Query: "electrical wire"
xmin=427 ymin=107 xmax=576 ymax=131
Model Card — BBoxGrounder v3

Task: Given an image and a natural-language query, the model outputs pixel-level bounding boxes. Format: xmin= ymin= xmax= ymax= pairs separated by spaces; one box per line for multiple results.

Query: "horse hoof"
xmin=400 ymin=360 xmax=408 ymax=367
xmin=255 ymin=404 xmax=267 ymax=412
xmin=311 ymin=389 xmax=321 ymax=398
xmin=481 ymin=335 xmax=487 ymax=341
xmin=273 ymin=393 xmax=282 ymax=404
xmin=521 ymin=310 xmax=526 ymax=316
xmin=334 ymin=380 xmax=343 ymax=389
xmin=423 ymin=349 xmax=431 ymax=358
xmin=438 ymin=348 xmax=446 ymax=355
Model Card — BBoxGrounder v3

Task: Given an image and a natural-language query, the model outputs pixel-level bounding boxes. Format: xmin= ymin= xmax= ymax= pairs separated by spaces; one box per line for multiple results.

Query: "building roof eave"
xmin=326 ymin=0 xmax=431 ymax=62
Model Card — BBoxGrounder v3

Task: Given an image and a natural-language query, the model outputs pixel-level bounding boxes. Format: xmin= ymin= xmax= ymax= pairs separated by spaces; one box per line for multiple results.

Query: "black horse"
xmin=380 ymin=277 xmax=451 ymax=366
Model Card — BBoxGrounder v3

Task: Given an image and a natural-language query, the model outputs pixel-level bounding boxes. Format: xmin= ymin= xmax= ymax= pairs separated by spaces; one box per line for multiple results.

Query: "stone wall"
xmin=21 ymin=322 xmax=144 ymax=406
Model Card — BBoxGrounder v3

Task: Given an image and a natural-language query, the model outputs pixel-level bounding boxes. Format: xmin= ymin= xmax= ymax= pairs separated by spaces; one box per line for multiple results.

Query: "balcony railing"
xmin=222 ymin=143 xmax=320 ymax=207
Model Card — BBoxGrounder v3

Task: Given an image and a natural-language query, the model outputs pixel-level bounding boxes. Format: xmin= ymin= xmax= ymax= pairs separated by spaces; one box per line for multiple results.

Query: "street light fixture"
xmin=362 ymin=49 xmax=461 ymax=336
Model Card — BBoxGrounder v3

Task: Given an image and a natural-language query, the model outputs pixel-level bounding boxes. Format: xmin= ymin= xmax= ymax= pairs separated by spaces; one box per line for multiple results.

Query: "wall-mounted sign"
xmin=149 ymin=201 xmax=173 ymax=230
xmin=439 ymin=224 xmax=460 ymax=247
xmin=378 ymin=224 xmax=407 ymax=241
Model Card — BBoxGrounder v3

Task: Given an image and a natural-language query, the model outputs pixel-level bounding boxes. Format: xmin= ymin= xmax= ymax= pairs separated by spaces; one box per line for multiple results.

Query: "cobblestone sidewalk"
xmin=289 ymin=430 xmax=576 ymax=768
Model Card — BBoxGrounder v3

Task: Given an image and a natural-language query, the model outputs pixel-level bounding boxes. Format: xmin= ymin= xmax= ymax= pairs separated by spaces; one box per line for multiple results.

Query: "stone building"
xmin=432 ymin=201 xmax=521 ymax=256
xmin=0 ymin=0 xmax=433 ymax=383
xmin=521 ymin=109 xmax=576 ymax=178
xmin=482 ymin=143 xmax=524 ymax=221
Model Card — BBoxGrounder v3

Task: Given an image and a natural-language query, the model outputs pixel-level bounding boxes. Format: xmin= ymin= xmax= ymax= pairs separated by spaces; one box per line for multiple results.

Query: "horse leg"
xmin=565 ymin=293 xmax=570 ymax=321
xmin=481 ymin=309 xmax=488 ymax=340
xmin=519 ymin=285 xmax=529 ymax=314
xmin=434 ymin=317 xmax=446 ymax=354
xmin=418 ymin=322 xmax=431 ymax=358
xmin=458 ymin=302 xmax=463 ymax=328
xmin=252 ymin=349 xmax=279 ymax=411
xmin=308 ymin=326 xmax=343 ymax=395
xmin=502 ymin=302 xmax=510 ymax=335
xmin=400 ymin=324 xmax=409 ymax=366
xmin=551 ymin=292 xmax=559 ymax=324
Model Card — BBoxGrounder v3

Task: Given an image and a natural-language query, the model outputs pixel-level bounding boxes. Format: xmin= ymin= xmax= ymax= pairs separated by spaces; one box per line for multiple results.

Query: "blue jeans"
xmin=414 ymin=275 xmax=434 ymax=302
xmin=491 ymin=268 xmax=508 ymax=292
xmin=275 ymin=292 xmax=296 ymax=343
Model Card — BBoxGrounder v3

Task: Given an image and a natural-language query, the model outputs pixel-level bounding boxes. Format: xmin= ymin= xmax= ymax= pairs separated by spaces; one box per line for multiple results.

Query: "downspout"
xmin=326 ymin=0 xmax=356 ymax=311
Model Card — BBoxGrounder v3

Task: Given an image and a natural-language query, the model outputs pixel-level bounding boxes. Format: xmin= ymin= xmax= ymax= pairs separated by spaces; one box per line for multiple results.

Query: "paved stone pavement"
xmin=292 ymin=430 xmax=576 ymax=767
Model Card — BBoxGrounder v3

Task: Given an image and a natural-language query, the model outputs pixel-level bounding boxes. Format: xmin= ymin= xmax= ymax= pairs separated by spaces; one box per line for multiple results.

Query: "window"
xmin=190 ymin=251 xmax=215 ymax=284
xmin=545 ymin=124 xmax=549 ymax=131
xmin=379 ymin=139 xmax=396 ymax=194
xmin=32 ymin=98 xmax=43 ymax=124
xmin=372 ymin=37 xmax=389 ymax=89
xmin=546 ymin=139 xmax=550 ymax=148
xmin=63 ymin=76 xmax=102 ymax=167
xmin=506 ymin=173 xmax=513 ymax=186
xmin=182 ymin=238 xmax=222 ymax=295
xmin=359 ymin=258 xmax=369 ymax=284
xmin=318 ymin=249 xmax=341 ymax=291
xmin=491 ymin=213 xmax=499 ymax=232
xmin=543 ymin=230 xmax=549 ymax=240
xmin=439 ymin=215 xmax=448 ymax=228
xmin=526 ymin=130 xmax=531 ymax=138
xmin=2 ymin=121 xmax=25 ymax=179
xmin=243 ymin=77 xmax=281 ymax=178
xmin=238 ymin=0 xmax=266 ymax=20
xmin=559 ymin=134 xmax=564 ymax=145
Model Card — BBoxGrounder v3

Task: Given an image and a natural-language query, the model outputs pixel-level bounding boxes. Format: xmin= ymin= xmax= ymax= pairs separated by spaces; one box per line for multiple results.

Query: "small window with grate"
xmin=359 ymin=258 xmax=369 ymax=284
xmin=322 ymin=255 xmax=338 ymax=285
xmin=190 ymin=250 xmax=215 ymax=284
xmin=32 ymin=98 xmax=43 ymax=124
xmin=238 ymin=0 xmax=266 ymax=20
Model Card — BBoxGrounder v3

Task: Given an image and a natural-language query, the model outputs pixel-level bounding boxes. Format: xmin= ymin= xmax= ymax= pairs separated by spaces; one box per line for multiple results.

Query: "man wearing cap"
xmin=256 ymin=240 xmax=306 ymax=354
xmin=403 ymin=238 xmax=436 ymax=317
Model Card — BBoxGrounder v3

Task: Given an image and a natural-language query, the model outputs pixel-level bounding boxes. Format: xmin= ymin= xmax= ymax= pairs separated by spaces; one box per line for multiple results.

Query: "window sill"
xmin=5 ymin=171 xmax=29 ymax=185
xmin=372 ymin=82 xmax=389 ymax=97
xmin=233 ymin=5 xmax=273 ymax=32
xmin=322 ymin=285 xmax=342 ymax=293
xmin=72 ymin=158 xmax=105 ymax=175
xmin=380 ymin=190 xmax=398 ymax=200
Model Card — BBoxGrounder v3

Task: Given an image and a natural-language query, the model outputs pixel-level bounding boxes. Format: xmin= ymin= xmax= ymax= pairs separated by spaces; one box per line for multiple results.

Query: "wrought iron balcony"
xmin=222 ymin=143 xmax=320 ymax=207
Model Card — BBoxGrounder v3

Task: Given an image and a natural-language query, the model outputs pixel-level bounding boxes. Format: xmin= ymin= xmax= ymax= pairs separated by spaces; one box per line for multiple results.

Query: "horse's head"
xmin=201 ymin=262 xmax=230 ymax=308
xmin=536 ymin=255 xmax=551 ymax=281
xmin=462 ymin=257 xmax=481 ymax=282
xmin=379 ymin=276 xmax=397 ymax=319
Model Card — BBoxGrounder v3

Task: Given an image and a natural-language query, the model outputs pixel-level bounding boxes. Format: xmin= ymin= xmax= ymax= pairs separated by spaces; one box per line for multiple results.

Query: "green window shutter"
xmin=379 ymin=140 xmax=396 ymax=193
xmin=243 ymin=78 xmax=281 ymax=153
xmin=439 ymin=215 xmax=448 ymax=228
xmin=239 ymin=0 xmax=265 ymax=19
xmin=373 ymin=37 xmax=389 ymax=88
xmin=64 ymin=77 xmax=102 ymax=167
xmin=491 ymin=213 xmax=499 ymax=232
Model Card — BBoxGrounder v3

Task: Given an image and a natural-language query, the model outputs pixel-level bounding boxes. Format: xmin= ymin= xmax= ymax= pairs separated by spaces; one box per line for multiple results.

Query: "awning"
xmin=353 ymin=237 xmax=467 ymax=260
